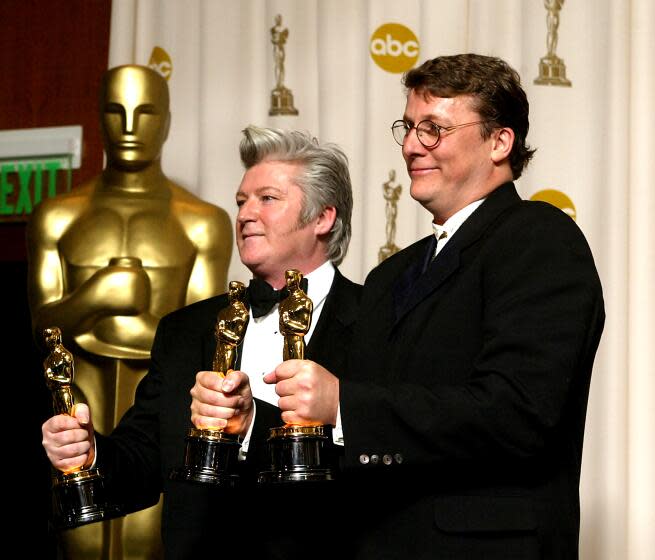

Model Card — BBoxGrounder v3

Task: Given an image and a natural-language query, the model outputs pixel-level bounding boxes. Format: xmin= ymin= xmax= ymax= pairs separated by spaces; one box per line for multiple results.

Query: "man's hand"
xmin=263 ymin=360 xmax=339 ymax=426
xmin=190 ymin=370 xmax=254 ymax=438
xmin=42 ymin=403 xmax=96 ymax=473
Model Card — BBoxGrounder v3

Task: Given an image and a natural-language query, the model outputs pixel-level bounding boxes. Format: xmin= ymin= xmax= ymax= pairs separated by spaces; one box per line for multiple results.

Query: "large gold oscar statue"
xmin=27 ymin=65 xmax=232 ymax=560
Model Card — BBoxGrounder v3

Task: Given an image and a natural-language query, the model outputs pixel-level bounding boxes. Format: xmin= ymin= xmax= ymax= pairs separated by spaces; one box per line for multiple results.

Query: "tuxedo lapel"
xmin=392 ymin=182 xmax=521 ymax=327
xmin=201 ymin=319 xmax=217 ymax=372
xmin=392 ymin=238 xmax=461 ymax=327
xmin=307 ymin=269 xmax=359 ymax=363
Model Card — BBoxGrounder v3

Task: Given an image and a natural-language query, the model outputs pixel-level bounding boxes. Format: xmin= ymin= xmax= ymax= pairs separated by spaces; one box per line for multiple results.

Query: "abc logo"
xmin=370 ymin=23 xmax=419 ymax=74
xmin=530 ymin=189 xmax=577 ymax=221
xmin=148 ymin=46 xmax=173 ymax=80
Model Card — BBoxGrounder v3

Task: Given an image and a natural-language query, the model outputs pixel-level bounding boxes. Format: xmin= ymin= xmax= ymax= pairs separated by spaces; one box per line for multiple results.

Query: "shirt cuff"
xmin=238 ymin=400 xmax=257 ymax=460
xmin=89 ymin=435 xmax=98 ymax=468
xmin=332 ymin=402 xmax=344 ymax=446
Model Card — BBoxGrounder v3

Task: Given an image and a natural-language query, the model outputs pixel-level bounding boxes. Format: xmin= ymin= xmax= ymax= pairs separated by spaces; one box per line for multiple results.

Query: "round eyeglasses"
xmin=391 ymin=119 xmax=487 ymax=149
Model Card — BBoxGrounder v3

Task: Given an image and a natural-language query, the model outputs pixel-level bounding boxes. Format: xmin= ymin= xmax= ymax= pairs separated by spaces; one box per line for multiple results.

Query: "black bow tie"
xmin=247 ymin=277 xmax=309 ymax=318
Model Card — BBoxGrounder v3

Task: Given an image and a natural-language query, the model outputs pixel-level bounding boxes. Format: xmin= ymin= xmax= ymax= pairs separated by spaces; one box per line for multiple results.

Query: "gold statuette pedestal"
xmin=171 ymin=281 xmax=249 ymax=487
xmin=534 ymin=55 xmax=571 ymax=86
xmin=43 ymin=327 xmax=121 ymax=529
xmin=269 ymin=87 xmax=299 ymax=116
xmin=258 ymin=270 xmax=337 ymax=485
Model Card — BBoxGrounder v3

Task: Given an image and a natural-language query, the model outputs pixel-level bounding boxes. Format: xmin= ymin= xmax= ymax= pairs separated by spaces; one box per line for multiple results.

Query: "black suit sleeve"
xmin=94 ymin=319 xmax=168 ymax=514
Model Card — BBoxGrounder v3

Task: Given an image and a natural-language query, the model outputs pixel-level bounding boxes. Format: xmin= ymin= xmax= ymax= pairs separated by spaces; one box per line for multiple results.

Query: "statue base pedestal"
xmin=170 ymin=428 xmax=241 ymax=487
xmin=52 ymin=468 xmax=121 ymax=530
xmin=269 ymin=87 xmax=299 ymax=116
xmin=258 ymin=425 xmax=336 ymax=484
xmin=534 ymin=55 xmax=571 ymax=86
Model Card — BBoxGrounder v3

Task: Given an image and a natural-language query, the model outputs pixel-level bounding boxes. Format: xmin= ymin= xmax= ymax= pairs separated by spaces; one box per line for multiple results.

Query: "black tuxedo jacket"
xmin=339 ymin=183 xmax=605 ymax=559
xmin=96 ymin=268 xmax=361 ymax=559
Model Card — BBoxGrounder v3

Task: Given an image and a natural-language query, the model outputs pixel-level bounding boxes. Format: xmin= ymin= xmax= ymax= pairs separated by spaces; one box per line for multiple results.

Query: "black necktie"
xmin=247 ymin=277 xmax=309 ymax=318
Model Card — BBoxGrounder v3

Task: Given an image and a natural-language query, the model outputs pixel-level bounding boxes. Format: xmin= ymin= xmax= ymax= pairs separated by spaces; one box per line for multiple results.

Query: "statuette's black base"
xmin=258 ymin=425 xmax=336 ymax=484
xmin=52 ymin=468 xmax=121 ymax=530
xmin=171 ymin=428 xmax=241 ymax=487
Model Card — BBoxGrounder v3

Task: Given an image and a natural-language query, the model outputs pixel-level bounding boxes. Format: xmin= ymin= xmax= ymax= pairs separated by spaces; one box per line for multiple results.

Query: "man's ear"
xmin=314 ymin=206 xmax=337 ymax=236
xmin=490 ymin=127 xmax=514 ymax=165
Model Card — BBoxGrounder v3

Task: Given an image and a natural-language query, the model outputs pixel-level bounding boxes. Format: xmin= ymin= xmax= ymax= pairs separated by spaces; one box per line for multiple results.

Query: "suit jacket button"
xmin=359 ymin=454 xmax=370 ymax=465
xmin=370 ymin=454 xmax=379 ymax=464
xmin=394 ymin=453 xmax=403 ymax=464
xmin=383 ymin=454 xmax=393 ymax=465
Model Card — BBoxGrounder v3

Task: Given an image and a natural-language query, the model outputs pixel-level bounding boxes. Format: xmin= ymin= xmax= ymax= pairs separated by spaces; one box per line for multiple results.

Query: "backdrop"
xmin=108 ymin=1 xmax=654 ymax=558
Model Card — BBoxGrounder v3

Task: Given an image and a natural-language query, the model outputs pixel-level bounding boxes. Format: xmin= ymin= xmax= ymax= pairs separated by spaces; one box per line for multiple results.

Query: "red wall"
xmin=0 ymin=2 xmax=112 ymax=556
xmin=0 ymin=0 xmax=111 ymax=259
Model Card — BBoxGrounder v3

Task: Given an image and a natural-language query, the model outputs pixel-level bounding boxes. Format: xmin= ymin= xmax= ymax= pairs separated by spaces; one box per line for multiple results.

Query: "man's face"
xmin=236 ymin=161 xmax=326 ymax=288
xmin=401 ymin=90 xmax=495 ymax=223
xmin=101 ymin=67 xmax=170 ymax=170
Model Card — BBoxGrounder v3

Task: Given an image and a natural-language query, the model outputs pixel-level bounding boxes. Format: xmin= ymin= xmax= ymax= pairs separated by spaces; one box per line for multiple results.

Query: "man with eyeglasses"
xmin=265 ymin=53 xmax=605 ymax=558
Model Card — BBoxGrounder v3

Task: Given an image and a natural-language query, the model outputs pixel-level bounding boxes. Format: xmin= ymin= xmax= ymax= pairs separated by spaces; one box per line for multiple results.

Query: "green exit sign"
xmin=0 ymin=156 xmax=72 ymax=221
xmin=0 ymin=125 xmax=81 ymax=223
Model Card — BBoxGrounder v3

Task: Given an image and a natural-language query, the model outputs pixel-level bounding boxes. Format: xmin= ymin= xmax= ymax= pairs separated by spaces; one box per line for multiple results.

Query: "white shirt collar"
xmin=303 ymin=260 xmax=335 ymax=308
xmin=432 ymin=198 xmax=486 ymax=243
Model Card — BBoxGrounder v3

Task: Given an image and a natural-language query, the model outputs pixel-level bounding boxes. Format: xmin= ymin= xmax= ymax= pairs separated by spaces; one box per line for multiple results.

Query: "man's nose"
xmin=237 ymin=200 xmax=256 ymax=222
xmin=402 ymin=127 xmax=426 ymax=158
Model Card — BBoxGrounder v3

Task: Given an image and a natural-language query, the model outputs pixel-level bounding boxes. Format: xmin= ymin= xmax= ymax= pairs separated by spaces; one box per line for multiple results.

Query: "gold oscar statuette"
xmin=534 ymin=0 xmax=572 ymax=86
xmin=171 ymin=281 xmax=250 ymax=486
xmin=269 ymin=14 xmax=299 ymax=116
xmin=43 ymin=327 xmax=121 ymax=529
xmin=258 ymin=270 xmax=337 ymax=484
xmin=378 ymin=169 xmax=402 ymax=263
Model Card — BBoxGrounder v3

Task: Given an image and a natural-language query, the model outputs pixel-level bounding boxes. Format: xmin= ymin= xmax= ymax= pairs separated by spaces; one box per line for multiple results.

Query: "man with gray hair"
xmin=42 ymin=125 xmax=361 ymax=558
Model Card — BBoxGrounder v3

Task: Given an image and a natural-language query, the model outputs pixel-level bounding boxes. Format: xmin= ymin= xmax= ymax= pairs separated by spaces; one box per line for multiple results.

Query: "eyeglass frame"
xmin=391 ymin=119 xmax=489 ymax=149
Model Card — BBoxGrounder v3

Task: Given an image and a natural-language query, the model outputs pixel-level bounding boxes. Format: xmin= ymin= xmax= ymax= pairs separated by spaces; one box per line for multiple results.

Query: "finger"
xmin=221 ymin=370 xmax=247 ymax=393
xmin=274 ymin=378 xmax=296 ymax=398
xmin=190 ymin=382 xmax=231 ymax=407
xmin=55 ymin=440 xmax=93 ymax=459
xmin=191 ymin=400 xmax=240 ymax=421
xmin=43 ymin=414 xmax=82 ymax=435
xmin=196 ymin=370 xmax=224 ymax=391
xmin=263 ymin=360 xmax=301 ymax=384
xmin=46 ymin=438 xmax=92 ymax=467
xmin=72 ymin=403 xmax=90 ymax=425
xmin=191 ymin=414 xmax=228 ymax=431
xmin=49 ymin=427 xmax=92 ymax=448
xmin=280 ymin=410 xmax=303 ymax=425
xmin=277 ymin=395 xmax=298 ymax=413
xmin=191 ymin=385 xmax=242 ymax=409
xmin=56 ymin=456 xmax=89 ymax=474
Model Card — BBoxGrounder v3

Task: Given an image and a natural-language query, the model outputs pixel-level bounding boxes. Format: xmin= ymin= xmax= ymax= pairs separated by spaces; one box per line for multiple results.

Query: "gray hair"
xmin=239 ymin=125 xmax=353 ymax=266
